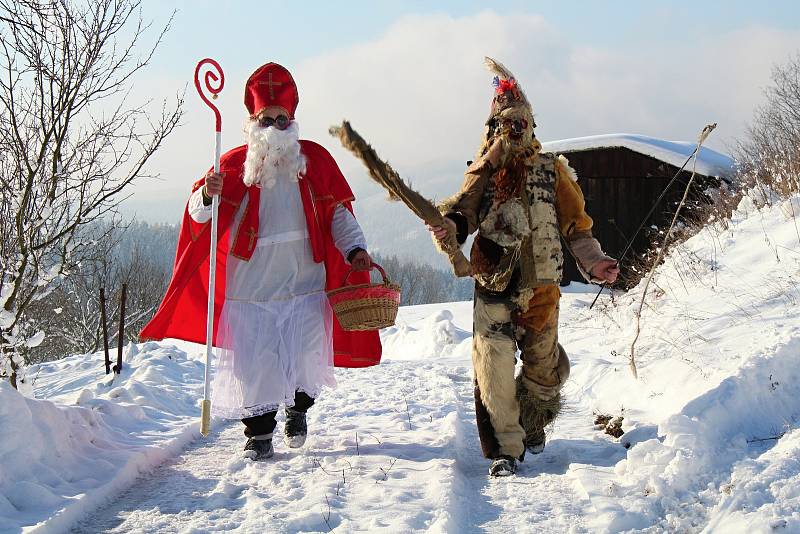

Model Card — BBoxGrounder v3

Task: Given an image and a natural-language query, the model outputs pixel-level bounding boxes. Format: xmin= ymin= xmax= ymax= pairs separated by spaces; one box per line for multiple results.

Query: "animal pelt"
xmin=470 ymin=235 xmax=518 ymax=292
xmin=556 ymin=154 xmax=578 ymax=182
xmin=468 ymin=151 xmax=534 ymax=292
xmin=472 ymin=328 xmax=525 ymax=459
xmin=479 ymin=199 xmax=530 ymax=248
xmin=474 ymin=382 xmax=501 ymax=459
xmin=483 ymin=57 xmax=536 ymax=150
xmin=511 ymin=287 xmax=536 ymax=315
xmin=437 ymin=192 xmax=463 ymax=218
xmin=516 ymin=374 xmax=563 ymax=447
xmin=330 ymin=120 xmax=471 ymax=276
xmin=472 ymin=119 xmax=536 ymax=168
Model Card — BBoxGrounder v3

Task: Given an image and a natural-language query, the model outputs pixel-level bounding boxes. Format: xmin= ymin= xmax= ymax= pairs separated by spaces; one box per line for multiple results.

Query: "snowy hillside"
xmin=1 ymin=193 xmax=799 ymax=533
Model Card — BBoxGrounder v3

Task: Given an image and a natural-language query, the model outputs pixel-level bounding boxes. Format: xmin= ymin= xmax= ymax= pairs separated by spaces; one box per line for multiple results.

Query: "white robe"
xmin=188 ymin=174 xmax=366 ymax=418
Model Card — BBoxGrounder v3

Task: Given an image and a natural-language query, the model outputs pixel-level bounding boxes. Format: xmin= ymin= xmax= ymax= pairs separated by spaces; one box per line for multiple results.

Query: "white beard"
xmin=242 ymin=120 xmax=307 ymax=189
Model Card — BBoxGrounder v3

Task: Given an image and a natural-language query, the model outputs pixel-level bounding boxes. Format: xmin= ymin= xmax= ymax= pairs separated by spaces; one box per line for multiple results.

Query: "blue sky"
xmin=142 ymin=0 xmax=800 ymax=70
xmin=127 ymin=1 xmax=800 ymax=222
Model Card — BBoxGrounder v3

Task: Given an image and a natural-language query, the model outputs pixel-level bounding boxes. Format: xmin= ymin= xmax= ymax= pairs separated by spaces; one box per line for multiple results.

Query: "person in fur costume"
xmin=430 ymin=58 xmax=619 ymax=477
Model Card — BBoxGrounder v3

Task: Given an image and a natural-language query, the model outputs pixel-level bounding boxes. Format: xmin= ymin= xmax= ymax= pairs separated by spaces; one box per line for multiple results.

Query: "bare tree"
xmin=737 ymin=53 xmax=800 ymax=198
xmin=29 ymin=221 xmax=178 ymax=363
xmin=0 ymin=0 xmax=183 ymax=388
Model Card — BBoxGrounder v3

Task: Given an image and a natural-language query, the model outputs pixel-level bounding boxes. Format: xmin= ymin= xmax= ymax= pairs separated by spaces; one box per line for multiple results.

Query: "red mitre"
xmin=244 ymin=62 xmax=299 ymax=118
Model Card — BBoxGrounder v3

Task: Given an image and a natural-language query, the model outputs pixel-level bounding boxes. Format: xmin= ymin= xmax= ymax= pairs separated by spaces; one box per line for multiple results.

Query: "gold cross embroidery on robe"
xmin=246 ymin=228 xmax=258 ymax=250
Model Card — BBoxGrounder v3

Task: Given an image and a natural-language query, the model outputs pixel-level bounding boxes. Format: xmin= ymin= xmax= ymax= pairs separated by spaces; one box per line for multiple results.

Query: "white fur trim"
xmin=557 ymin=154 xmax=578 ymax=182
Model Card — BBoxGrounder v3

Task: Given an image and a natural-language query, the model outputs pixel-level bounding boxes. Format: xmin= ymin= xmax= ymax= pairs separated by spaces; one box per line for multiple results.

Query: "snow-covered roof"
xmin=541 ymin=133 xmax=735 ymax=178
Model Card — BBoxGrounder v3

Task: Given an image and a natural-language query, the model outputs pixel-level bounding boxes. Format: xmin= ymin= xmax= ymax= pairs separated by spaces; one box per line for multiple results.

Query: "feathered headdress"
xmin=484 ymin=57 xmax=532 ymax=118
xmin=471 ymin=57 xmax=538 ymax=167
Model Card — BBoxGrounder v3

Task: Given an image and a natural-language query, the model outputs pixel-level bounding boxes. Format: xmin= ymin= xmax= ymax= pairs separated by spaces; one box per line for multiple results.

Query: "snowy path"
xmin=444 ymin=366 xmax=623 ymax=533
xmin=72 ymin=357 xmax=625 ymax=533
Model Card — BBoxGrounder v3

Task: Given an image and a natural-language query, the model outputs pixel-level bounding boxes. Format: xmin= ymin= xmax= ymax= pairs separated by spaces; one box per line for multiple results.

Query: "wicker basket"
xmin=327 ymin=263 xmax=401 ymax=331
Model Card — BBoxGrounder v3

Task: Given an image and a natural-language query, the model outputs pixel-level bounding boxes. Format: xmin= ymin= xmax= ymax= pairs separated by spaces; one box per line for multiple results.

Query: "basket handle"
xmin=342 ymin=262 xmax=391 ymax=286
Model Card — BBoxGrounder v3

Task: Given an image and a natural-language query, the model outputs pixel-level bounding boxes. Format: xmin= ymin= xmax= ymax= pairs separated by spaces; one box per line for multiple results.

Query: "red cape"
xmin=140 ymin=140 xmax=381 ymax=368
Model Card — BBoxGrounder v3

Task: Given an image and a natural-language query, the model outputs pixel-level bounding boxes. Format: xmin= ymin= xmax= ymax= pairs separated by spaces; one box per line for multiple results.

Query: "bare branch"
xmin=0 ymin=0 xmax=182 ymax=385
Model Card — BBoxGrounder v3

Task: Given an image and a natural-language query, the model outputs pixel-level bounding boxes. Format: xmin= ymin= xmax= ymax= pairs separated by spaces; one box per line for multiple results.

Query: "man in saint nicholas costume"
xmin=141 ymin=62 xmax=381 ymax=460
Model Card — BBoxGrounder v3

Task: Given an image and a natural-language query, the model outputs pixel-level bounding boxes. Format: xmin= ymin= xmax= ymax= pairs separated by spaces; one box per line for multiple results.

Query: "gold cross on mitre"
xmin=258 ymin=72 xmax=283 ymax=100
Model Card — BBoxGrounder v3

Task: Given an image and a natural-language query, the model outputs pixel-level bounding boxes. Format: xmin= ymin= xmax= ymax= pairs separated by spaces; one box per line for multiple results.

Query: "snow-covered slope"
xmin=1 ymin=193 xmax=798 ymax=533
xmin=0 ymin=343 xmax=206 ymax=533
xmin=563 ymin=193 xmax=800 ymax=532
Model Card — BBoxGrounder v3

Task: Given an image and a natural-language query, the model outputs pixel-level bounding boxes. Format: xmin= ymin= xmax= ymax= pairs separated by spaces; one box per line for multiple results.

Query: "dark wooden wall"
xmin=558 ymin=147 xmax=717 ymax=287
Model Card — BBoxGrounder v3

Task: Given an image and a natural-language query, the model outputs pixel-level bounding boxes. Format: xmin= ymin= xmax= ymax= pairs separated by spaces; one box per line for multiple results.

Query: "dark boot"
xmin=489 ymin=455 xmax=517 ymax=477
xmin=243 ymin=436 xmax=274 ymax=460
xmin=285 ymin=391 xmax=314 ymax=448
xmin=517 ymin=375 xmax=563 ymax=454
xmin=242 ymin=411 xmax=278 ymax=438
xmin=241 ymin=411 xmax=277 ymax=460
xmin=284 ymin=408 xmax=307 ymax=448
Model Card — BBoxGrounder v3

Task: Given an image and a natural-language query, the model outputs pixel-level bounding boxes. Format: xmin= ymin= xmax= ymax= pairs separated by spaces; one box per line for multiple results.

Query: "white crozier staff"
xmin=194 ymin=58 xmax=225 ymax=437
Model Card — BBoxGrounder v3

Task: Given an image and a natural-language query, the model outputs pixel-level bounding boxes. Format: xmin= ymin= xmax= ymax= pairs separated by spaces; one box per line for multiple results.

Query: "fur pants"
xmin=472 ymin=285 xmax=569 ymax=459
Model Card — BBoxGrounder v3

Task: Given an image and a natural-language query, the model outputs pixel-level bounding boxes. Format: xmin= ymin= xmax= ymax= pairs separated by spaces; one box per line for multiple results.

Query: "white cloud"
xmin=289 ymin=12 xmax=800 ymax=199
xmin=294 ymin=11 xmax=567 ymax=191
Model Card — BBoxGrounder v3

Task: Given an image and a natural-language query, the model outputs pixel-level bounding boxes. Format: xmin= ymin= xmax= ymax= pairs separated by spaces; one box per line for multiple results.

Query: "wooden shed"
xmin=540 ymin=134 xmax=735 ymax=287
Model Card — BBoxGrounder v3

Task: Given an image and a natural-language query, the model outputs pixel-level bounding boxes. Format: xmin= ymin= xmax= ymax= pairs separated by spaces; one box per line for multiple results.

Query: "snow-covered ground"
xmin=0 ymin=342 xmax=207 ymax=533
xmin=1 ymin=193 xmax=799 ymax=533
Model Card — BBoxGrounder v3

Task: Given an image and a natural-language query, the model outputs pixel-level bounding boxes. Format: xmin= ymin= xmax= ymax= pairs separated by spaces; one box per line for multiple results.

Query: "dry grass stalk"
xmin=629 ymin=124 xmax=717 ymax=379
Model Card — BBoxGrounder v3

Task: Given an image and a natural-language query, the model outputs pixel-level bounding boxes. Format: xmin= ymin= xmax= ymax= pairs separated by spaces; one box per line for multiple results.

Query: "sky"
xmin=121 ymin=1 xmax=800 ymax=223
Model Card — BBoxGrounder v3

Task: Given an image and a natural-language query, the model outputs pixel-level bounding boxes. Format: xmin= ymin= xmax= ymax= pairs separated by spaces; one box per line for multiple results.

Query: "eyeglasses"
xmin=257 ymin=114 xmax=291 ymax=130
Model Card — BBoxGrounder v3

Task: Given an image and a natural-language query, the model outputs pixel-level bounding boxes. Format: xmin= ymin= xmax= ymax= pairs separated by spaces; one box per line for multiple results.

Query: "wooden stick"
xmin=629 ymin=124 xmax=716 ymax=378
xmin=330 ymin=121 xmax=472 ymax=277
xmin=100 ymin=287 xmax=110 ymax=374
xmin=116 ymin=283 xmax=127 ymax=374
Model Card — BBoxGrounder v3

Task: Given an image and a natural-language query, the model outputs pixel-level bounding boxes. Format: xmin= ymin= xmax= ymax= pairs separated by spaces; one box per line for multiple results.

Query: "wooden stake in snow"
xmin=115 ymin=283 xmax=126 ymax=374
xmin=100 ymin=287 xmax=110 ymax=375
xmin=194 ymin=58 xmax=225 ymax=437
xmin=628 ymin=123 xmax=717 ymax=378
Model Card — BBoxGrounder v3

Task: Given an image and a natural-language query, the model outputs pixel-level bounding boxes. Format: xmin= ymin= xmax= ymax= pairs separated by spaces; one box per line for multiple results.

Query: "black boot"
xmin=243 ymin=436 xmax=274 ymax=460
xmin=489 ymin=455 xmax=517 ymax=477
xmin=284 ymin=408 xmax=308 ymax=448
